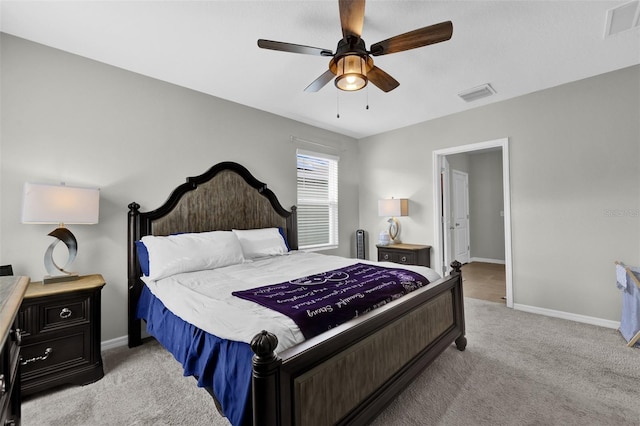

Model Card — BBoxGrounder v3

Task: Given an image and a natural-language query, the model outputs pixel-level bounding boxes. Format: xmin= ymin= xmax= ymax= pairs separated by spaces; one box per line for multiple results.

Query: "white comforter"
xmin=143 ymin=251 xmax=441 ymax=352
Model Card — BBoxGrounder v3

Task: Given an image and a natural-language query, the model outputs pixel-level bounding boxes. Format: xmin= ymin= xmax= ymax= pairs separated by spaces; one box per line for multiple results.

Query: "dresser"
xmin=0 ymin=276 xmax=30 ymax=426
xmin=377 ymin=243 xmax=431 ymax=268
xmin=18 ymin=274 xmax=105 ymax=396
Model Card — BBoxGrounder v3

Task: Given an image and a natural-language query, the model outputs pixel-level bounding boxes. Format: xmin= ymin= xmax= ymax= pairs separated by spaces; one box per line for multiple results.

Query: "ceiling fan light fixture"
xmin=335 ymin=55 xmax=367 ymax=91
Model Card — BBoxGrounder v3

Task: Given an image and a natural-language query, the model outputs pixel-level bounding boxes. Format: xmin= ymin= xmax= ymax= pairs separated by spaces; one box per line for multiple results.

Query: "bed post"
xmin=128 ymin=202 xmax=143 ymax=348
xmin=287 ymin=206 xmax=298 ymax=251
xmin=251 ymin=330 xmax=282 ymax=426
xmin=449 ymin=260 xmax=467 ymax=351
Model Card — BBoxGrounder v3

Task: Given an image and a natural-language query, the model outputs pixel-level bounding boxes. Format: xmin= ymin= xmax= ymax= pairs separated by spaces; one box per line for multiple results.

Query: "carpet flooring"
xmin=22 ymin=298 xmax=640 ymax=425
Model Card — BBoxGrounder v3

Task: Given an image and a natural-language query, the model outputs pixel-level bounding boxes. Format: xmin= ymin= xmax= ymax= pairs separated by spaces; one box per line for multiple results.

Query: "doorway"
xmin=432 ymin=138 xmax=513 ymax=308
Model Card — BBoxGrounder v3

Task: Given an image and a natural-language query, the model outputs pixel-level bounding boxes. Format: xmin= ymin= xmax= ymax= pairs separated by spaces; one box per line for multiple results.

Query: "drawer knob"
xmin=401 ymin=256 xmax=407 ymax=262
xmin=20 ymin=347 xmax=53 ymax=366
xmin=60 ymin=307 xmax=73 ymax=319
xmin=383 ymin=254 xmax=390 ymax=260
xmin=11 ymin=328 xmax=22 ymax=346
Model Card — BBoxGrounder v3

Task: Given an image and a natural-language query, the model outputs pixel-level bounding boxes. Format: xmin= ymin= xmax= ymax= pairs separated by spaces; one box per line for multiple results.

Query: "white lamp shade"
xmin=378 ymin=198 xmax=409 ymax=217
xmin=22 ymin=183 xmax=100 ymax=224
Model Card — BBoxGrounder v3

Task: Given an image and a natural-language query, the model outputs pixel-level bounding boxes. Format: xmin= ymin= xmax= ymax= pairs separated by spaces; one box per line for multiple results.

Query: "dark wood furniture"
xmin=128 ymin=161 xmax=466 ymax=426
xmin=0 ymin=276 xmax=29 ymax=426
xmin=377 ymin=243 xmax=431 ymax=267
xmin=18 ymin=275 xmax=105 ymax=396
xmin=0 ymin=266 xmax=13 ymax=277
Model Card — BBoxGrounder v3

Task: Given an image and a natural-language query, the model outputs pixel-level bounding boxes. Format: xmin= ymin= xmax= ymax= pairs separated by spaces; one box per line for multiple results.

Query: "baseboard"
xmin=469 ymin=257 xmax=505 ymax=265
xmin=101 ymin=335 xmax=128 ymax=352
xmin=513 ymin=303 xmax=620 ymax=329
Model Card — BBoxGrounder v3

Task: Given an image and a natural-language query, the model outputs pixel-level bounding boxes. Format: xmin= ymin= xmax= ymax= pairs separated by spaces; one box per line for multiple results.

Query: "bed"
xmin=127 ymin=161 xmax=466 ymax=426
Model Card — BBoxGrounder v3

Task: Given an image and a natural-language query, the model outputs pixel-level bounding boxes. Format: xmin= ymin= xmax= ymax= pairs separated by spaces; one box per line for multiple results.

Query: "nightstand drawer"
xmin=378 ymin=251 xmax=394 ymax=262
xmin=378 ymin=249 xmax=416 ymax=264
xmin=42 ymin=296 xmax=88 ymax=331
xmin=393 ymin=251 xmax=417 ymax=265
xmin=377 ymin=244 xmax=431 ymax=268
xmin=20 ymin=329 xmax=89 ymax=376
xmin=21 ymin=293 xmax=90 ymax=336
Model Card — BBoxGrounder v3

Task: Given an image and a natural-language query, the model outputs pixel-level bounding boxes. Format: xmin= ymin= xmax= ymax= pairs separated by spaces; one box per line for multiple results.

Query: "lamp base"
xmin=43 ymin=273 xmax=79 ymax=285
xmin=44 ymin=226 xmax=79 ymax=284
xmin=387 ymin=217 xmax=401 ymax=243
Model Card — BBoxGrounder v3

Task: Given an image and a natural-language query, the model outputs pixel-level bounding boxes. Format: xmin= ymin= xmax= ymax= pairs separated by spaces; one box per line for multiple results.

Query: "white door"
xmin=441 ymin=157 xmax=452 ymax=273
xmin=452 ymin=170 xmax=470 ymax=264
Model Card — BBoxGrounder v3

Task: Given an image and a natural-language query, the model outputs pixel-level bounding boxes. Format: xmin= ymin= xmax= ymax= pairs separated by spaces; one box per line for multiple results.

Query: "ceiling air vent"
xmin=458 ymin=83 xmax=496 ymax=103
xmin=604 ymin=1 xmax=640 ymax=37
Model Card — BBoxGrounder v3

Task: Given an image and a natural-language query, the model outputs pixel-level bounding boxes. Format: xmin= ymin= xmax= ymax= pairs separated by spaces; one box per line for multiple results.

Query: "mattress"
xmin=143 ymin=251 xmax=441 ymax=352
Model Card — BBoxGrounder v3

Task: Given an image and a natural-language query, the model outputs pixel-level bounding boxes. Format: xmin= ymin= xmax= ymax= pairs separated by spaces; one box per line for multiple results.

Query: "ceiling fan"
xmin=257 ymin=0 xmax=453 ymax=93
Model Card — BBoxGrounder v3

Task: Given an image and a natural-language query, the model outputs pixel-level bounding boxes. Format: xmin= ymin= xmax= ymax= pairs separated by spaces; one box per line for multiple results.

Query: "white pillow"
xmin=141 ymin=231 xmax=244 ymax=281
xmin=232 ymin=228 xmax=288 ymax=259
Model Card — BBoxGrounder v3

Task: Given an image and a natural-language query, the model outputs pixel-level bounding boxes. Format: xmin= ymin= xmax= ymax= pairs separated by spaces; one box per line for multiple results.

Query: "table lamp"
xmin=22 ymin=182 xmax=100 ymax=284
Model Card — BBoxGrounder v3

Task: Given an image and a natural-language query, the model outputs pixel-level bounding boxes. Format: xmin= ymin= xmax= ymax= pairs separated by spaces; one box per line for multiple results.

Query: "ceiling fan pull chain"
xmin=366 ymin=85 xmax=370 ymax=110
xmin=336 ymin=89 xmax=341 ymax=119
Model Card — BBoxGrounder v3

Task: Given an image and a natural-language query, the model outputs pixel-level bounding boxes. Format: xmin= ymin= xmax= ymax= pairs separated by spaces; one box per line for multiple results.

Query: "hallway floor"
xmin=461 ymin=262 xmax=506 ymax=303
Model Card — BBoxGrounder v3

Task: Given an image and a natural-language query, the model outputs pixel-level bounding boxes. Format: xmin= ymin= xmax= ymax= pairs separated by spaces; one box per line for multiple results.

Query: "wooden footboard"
xmin=252 ymin=262 xmax=465 ymax=426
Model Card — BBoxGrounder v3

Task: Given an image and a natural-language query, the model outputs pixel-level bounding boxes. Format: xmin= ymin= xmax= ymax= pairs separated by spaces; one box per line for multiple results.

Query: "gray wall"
xmin=359 ymin=65 xmax=640 ymax=322
xmin=469 ymin=150 xmax=504 ymax=261
xmin=445 ymin=154 xmax=469 ymax=174
xmin=0 ymin=34 xmax=360 ymax=342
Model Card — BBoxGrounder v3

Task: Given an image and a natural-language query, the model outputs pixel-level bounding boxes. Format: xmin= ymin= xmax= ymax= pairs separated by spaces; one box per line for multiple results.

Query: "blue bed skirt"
xmin=136 ymin=285 xmax=254 ymax=426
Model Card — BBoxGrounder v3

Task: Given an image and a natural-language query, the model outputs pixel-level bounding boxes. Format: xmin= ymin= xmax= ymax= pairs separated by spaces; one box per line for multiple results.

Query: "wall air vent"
xmin=457 ymin=83 xmax=496 ymax=103
xmin=604 ymin=1 xmax=640 ymax=37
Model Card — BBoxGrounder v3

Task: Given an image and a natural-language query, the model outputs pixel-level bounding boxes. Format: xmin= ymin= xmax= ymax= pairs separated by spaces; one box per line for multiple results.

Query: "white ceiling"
xmin=1 ymin=1 xmax=639 ymax=139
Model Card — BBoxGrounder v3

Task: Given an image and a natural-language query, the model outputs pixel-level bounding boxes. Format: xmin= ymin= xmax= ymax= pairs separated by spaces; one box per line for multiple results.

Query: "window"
xmin=296 ymin=149 xmax=339 ymax=250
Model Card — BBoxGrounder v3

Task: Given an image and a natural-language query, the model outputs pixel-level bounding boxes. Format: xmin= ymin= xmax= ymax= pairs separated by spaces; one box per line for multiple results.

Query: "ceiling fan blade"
xmin=370 ymin=21 xmax=453 ymax=56
xmin=258 ymin=39 xmax=333 ymax=56
xmin=304 ymin=69 xmax=336 ymax=92
xmin=339 ymin=0 xmax=366 ymax=40
xmin=367 ymin=66 xmax=399 ymax=92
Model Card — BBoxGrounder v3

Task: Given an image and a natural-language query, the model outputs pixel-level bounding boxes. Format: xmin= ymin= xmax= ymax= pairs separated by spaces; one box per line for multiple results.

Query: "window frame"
xmin=296 ymin=149 xmax=339 ymax=251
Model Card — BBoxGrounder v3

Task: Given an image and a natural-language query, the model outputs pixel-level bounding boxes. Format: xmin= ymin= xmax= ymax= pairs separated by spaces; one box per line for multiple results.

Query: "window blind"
xmin=296 ymin=149 xmax=339 ymax=250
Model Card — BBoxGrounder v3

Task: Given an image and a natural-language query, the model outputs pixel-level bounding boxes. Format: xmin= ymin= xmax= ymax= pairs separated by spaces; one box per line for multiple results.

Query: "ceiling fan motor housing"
xmin=330 ymin=37 xmax=371 ymax=73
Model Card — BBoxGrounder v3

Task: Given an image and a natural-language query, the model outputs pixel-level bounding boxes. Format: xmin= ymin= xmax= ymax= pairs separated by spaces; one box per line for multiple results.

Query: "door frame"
xmin=432 ymin=137 xmax=513 ymax=308
xmin=441 ymin=157 xmax=451 ymax=271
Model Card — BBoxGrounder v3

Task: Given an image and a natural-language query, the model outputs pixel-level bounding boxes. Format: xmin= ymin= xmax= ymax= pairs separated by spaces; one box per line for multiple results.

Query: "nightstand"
xmin=377 ymin=243 xmax=431 ymax=268
xmin=18 ymin=274 xmax=105 ymax=396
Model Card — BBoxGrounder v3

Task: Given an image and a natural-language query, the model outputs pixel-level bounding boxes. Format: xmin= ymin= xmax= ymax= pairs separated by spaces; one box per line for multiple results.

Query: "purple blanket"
xmin=232 ymin=263 xmax=430 ymax=339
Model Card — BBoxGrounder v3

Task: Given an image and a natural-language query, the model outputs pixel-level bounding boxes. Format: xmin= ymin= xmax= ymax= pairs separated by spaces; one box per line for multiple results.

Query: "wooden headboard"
xmin=127 ymin=161 xmax=297 ymax=347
